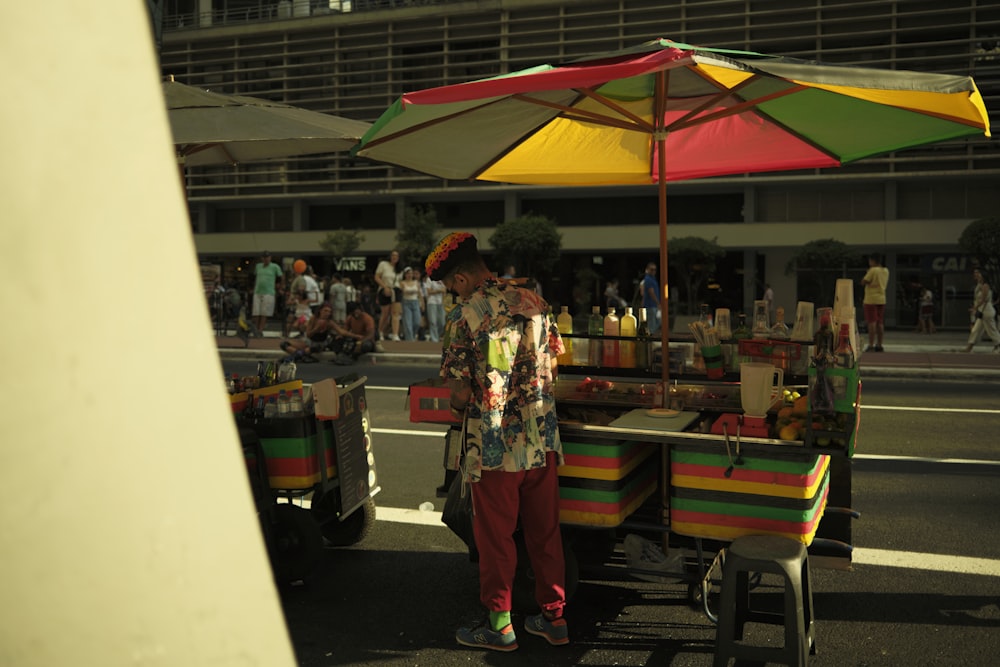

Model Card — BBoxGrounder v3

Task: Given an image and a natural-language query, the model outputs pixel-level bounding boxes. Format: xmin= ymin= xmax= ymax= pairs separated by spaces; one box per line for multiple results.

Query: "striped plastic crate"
xmin=669 ymin=444 xmax=830 ymax=545
xmin=558 ymin=438 xmax=658 ymax=527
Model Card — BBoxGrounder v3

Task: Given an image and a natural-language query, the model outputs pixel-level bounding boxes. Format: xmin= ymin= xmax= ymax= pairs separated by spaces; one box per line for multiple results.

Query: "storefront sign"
xmin=924 ymin=254 xmax=973 ymax=273
xmin=335 ymin=256 xmax=367 ymax=272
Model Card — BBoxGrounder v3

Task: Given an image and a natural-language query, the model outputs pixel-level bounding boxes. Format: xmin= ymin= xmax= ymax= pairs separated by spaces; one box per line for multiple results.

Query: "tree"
xmin=395 ymin=205 xmax=441 ymax=271
xmin=489 ymin=214 xmax=562 ymax=282
xmin=784 ymin=239 xmax=863 ymax=307
xmin=668 ymin=236 xmax=726 ymax=315
xmin=318 ymin=229 xmax=365 ymax=273
xmin=958 ymin=217 xmax=1000 ymax=299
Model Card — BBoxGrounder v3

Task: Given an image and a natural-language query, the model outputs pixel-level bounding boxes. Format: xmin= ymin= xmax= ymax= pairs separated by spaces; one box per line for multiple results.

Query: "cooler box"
xmin=670 ymin=444 xmax=830 ymax=545
xmin=408 ymin=378 xmax=460 ymax=424
xmin=558 ymin=438 xmax=658 ymax=527
xmin=243 ymin=416 xmax=338 ymax=490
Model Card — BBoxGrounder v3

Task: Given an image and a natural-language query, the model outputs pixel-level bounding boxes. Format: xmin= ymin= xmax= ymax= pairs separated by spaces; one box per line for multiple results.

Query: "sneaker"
xmin=523 ymin=613 xmax=569 ymax=646
xmin=874 ymin=345 xmax=884 ymax=352
xmin=864 ymin=345 xmax=875 ymax=352
xmin=455 ymin=620 xmax=518 ymax=652
xmin=388 ymin=334 xmax=401 ymax=341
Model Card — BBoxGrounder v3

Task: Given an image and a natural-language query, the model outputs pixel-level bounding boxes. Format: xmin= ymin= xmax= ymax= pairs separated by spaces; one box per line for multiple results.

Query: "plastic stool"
xmin=713 ymin=535 xmax=816 ymax=667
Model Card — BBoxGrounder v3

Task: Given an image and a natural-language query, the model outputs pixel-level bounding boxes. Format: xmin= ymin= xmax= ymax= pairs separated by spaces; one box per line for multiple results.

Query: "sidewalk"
xmin=214 ymin=327 xmax=1000 ymax=381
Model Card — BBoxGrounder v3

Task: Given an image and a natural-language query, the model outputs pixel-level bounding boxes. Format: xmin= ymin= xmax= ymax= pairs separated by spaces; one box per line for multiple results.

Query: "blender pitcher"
xmin=740 ymin=362 xmax=784 ymax=418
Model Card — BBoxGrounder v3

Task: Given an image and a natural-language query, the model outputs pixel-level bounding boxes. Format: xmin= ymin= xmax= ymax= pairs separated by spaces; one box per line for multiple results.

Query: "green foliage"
xmin=785 ymin=239 xmax=863 ymax=307
xmin=318 ymin=229 xmax=365 ymax=261
xmin=488 ymin=214 xmax=562 ymax=279
xmin=396 ymin=205 xmax=441 ymax=270
xmin=668 ymin=236 xmax=726 ymax=315
xmin=958 ymin=217 xmax=1000 ymax=292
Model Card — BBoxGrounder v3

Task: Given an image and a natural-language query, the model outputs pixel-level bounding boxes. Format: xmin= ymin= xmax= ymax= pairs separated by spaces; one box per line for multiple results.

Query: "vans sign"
xmin=335 ymin=256 xmax=367 ymax=272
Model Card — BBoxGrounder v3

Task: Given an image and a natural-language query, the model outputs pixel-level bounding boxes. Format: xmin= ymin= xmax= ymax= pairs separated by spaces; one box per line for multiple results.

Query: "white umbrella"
xmin=164 ymin=77 xmax=371 ymax=167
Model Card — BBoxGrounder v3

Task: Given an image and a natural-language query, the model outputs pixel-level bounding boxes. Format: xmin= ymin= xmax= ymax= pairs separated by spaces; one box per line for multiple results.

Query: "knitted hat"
xmin=425 ymin=232 xmax=478 ymax=280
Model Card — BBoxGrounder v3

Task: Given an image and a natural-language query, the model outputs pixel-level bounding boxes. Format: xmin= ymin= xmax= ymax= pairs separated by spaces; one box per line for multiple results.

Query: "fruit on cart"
xmin=778 ymin=423 xmax=801 ymax=441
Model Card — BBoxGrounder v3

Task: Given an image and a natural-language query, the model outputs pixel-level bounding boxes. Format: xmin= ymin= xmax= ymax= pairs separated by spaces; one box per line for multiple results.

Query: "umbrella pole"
xmin=654 ymin=70 xmax=670 ymax=387
xmin=658 ymin=142 xmax=669 ymax=386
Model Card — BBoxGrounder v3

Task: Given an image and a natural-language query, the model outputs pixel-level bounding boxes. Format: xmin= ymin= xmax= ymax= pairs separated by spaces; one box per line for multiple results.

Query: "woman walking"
xmin=964 ymin=268 xmax=1000 ymax=353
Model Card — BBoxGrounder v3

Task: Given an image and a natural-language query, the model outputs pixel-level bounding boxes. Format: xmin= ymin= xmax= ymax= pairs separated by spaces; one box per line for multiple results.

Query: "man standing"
xmin=426 ymin=232 xmax=568 ymax=652
xmin=252 ymin=251 xmax=283 ymax=334
xmin=641 ymin=262 xmax=661 ymax=335
xmin=861 ymin=252 xmax=889 ymax=351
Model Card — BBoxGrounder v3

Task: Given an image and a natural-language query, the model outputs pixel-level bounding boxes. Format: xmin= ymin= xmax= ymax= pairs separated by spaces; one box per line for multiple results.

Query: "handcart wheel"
xmin=511 ymin=530 xmax=579 ymax=613
xmin=271 ymin=503 xmax=324 ymax=583
xmin=311 ymin=493 xmax=376 ymax=547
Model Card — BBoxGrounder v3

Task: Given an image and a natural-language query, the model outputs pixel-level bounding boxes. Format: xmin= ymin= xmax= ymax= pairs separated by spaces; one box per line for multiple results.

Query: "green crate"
xmin=807 ymin=365 xmax=859 ymax=414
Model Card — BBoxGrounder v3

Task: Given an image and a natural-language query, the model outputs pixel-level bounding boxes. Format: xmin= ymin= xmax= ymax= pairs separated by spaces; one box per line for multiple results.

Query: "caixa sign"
xmin=335 ymin=256 xmax=367 ymax=272
xmin=923 ymin=255 xmax=973 ymax=273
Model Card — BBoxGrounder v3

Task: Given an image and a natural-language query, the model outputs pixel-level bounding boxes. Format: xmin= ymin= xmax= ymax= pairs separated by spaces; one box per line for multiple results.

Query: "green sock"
xmin=489 ymin=611 xmax=511 ymax=631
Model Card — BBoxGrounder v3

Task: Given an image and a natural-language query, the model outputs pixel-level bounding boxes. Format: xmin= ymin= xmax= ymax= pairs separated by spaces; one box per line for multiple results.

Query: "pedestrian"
xmin=251 ymin=250 xmax=284 ymax=334
xmin=374 ymin=249 xmax=402 ymax=341
xmin=423 ymin=271 xmax=447 ymax=343
xmin=329 ymin=301 xmax=377 ymax=364
xmin=918 ymin=285 xmax=936 ymax=334
xmin=399 ymin=266 xmax=423 ymax=341
xmin=641 ymin=262 xmax=661 ymax=335
xmin=861 ymin=252 xmax=889 ymax=352
xmin=964 ymin=268 xmax=1000 ymax=353
xmin=763 ymin=283 xmax=774 ymax=323
xmin=426 ymin=231 xmax=568 ymax=652
xmin=604 ymin=278 xmax=628 ymax=314
xmin=280 ymin=302 xmax=335 ymax=362
xmin=328 ymin=273 xmax=348 ymax=323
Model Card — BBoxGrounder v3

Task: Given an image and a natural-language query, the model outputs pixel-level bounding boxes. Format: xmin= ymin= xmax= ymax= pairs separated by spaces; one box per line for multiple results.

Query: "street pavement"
xmin=214 ymin=324 xmax=1000 ymax=381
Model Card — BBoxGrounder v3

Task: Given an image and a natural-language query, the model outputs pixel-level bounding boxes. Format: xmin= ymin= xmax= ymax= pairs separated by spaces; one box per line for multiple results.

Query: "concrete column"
xmin=198 ymin=0 xmax=212 ymax=27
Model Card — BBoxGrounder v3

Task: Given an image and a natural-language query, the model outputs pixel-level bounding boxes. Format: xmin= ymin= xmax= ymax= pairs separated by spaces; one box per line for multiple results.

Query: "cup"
xmin=790 ymin=301 xmax=814 ymax=341
xmin=740 ymin=362 xmax=784 ymax=417
xmin=702 ymin=344 xmax=724 ymax=379
xmin=715 ymin=308 xmax=732 ymax=340
xmin=833 ymin=278 xmax=855 ymax=322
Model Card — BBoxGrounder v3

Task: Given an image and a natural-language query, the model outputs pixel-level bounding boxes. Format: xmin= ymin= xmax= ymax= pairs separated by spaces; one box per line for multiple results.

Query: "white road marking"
xmin=852 ymin=548 xmax=1000 ymax=576
xmin=863 ymin=404 xmax=1000 ymax=415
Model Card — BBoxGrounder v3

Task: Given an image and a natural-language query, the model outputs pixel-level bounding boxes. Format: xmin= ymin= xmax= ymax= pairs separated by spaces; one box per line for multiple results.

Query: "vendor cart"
xmin=410 ymin=333 xmax=860 ymax=620
xmin=236 ymin=374 xmax=381 ymax=583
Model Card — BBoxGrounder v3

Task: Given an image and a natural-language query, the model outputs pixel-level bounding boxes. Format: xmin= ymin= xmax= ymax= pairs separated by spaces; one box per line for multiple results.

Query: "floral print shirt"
xmin=440 ymin=278 xmax=565 ymax=482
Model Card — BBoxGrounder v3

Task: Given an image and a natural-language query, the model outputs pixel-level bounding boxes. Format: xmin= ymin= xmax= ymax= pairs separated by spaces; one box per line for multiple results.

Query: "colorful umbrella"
xmin=354 ymin=38 xmax=991 ymax=381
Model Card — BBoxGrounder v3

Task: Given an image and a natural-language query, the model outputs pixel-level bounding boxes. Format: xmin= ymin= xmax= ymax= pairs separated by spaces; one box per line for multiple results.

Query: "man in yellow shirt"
xmin=861 ymin=252 xmax=890 ymax=352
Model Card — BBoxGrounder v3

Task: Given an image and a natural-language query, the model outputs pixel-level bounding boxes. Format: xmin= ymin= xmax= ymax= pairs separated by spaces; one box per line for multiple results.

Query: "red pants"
xmin=471 ymin=451 xmax=565 ymax=617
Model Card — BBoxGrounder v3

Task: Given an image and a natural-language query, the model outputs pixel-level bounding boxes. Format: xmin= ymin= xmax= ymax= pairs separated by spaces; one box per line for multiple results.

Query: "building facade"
xmin=159 ymin=0 xmax=1000 ymax=327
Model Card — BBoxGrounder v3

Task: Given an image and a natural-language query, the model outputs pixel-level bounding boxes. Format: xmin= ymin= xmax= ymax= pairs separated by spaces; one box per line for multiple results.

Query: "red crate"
xmin=408 ymin=378 xmax=460 ymax=424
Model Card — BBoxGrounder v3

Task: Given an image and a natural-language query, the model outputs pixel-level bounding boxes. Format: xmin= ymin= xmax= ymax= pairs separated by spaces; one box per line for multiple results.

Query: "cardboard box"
xmin=408 ymin=378 xmax=459 ymax=424
xmin=311 ymin=378 xmax=340 ymax=420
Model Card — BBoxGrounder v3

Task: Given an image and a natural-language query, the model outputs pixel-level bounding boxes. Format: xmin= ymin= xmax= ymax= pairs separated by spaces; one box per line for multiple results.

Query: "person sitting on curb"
xmin=329 ymin=301 xmax=377 ymax=364
xmin=280 ymin=302 xmax=336 ymax=362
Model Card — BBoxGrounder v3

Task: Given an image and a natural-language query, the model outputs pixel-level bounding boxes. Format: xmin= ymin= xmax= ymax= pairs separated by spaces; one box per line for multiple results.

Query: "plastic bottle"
xmin=289 ymin=389 xmax=304 ymax=416
xmin=834 ymin=322 xmax=855 ymax=368
xmin=263 ymin=395 xmax=278 ymax=418
xmin=602 ymin=308 xmax=620 ymax=367
xmin=619 ymin=307 xmax=637 ymax=368
xmin=227 ymin=373 xmax=238 ymax=394
xmin=587 ymin=306 xmax=603 ymax=366
xmin=635 ymin=307 xmax=650 ymax=370
xmin=556 ymin=305 xmax=574 ymax=366
xmin=732 ymin=313 xmax=751 ymax=340
xmin=277 ymin=389 xmax=290 ymax=416
xmin=770 ymin=306 xmax=790 ymax=340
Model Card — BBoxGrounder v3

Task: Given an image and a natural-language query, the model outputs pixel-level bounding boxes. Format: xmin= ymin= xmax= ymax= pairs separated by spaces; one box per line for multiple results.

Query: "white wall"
xmin=0 ymin=3 xmax=296 ymax=666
